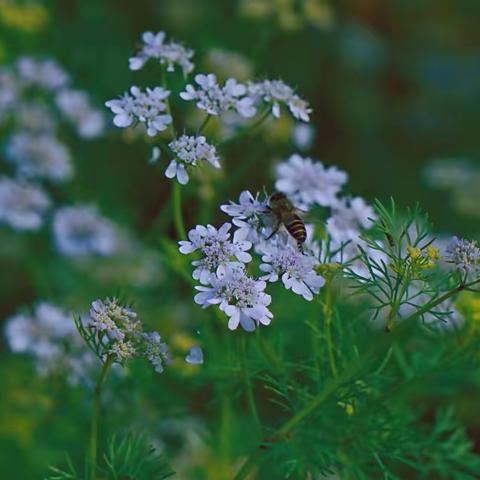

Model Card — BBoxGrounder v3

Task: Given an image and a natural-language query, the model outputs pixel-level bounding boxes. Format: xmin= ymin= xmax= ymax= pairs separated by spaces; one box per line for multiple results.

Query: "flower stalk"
xmin=89 ymin=354 xmax=114 ymax=480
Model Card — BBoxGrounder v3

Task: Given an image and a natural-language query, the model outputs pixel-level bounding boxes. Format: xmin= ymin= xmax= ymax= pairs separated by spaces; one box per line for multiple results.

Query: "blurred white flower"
xmin=194 ymin=267 xmax=273 ymax=331
xmin=142 ymin=331 xmax=171 ymax=373
xmin=5 ymin=302 xmax=96 ymax=383
xmin=180 ymin=73 xmax=256 ymax=118
xmin=56 ymin=88 xmax=105 ymax=139
xmin=220 ymin=190 xmax=268 ymax=243
xmin=205 ymin=49 xmax=253 ymax=81
xmin=275 ymin=154 xmax=347 ymax=208
xmin=445 ymin=236 xmax=480 ymax=274
xmin=259 ymin=241 xmax=325 ymax=300
xmin=178 ymin=223 xmax=252 ymax=284
xmin=326 ymin=197 xmax=376 ymax=243
xmin=52 ymin=206 xmax=122 ymax=257
xmin=105 ymin=86 xmax=172 ymax=136
xmin=5 ymin=132 xmax=73 ymax=183
xmin=16 ymin=56 xmax=70 ymax=90
xmin=165 ymin=135 xmax=220 ymax=184
xmin=15 ymin=102 xmax=57 ymax=133
xmin=292 ymin=123 xmax=315 ymax=150
xmin=185 ymin=345 xmax=204 ymax=365
xmin=0 ymin=177 xmax=51 ymax=231
xmin=248 ymin=79 xmax=312 ymax=121
xmin=129 ymin=31 xmax=194 ymax=75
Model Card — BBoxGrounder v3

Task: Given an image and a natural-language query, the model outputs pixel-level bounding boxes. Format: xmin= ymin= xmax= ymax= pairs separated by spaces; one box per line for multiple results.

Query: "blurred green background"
xmin=1 ymin=0 xmax=480 ymax=478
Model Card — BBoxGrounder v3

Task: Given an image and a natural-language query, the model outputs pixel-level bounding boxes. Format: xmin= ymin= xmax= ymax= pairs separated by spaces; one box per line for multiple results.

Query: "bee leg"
xmin=265 ymin=223 xmax=280 ymax=240
xmin=297 ymin=242 xmax=305 ymax=254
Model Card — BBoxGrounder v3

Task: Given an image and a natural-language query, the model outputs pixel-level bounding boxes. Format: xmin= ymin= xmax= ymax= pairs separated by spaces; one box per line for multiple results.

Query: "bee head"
xmin=269 ymin=192 xmax=287 ymax=203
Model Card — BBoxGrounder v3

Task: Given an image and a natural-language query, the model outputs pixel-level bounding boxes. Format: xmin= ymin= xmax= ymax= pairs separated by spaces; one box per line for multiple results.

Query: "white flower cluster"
xmin=129 ymin=31 xmax=194 ymax=75
xmin=179 ymin=223 xmax=252 ymax=284
xmin=179 ymin=189 xmax=330 ymax=331
xmin=88 ymin=298 xmax=171 ymax=373
xmin=56 ymin=89 xmax=105 ymax=139
xmin=5 ymin=302 xmax=96 ymax=384
xmin=0 ymin=177 xmax=51 ymax=231
xmin=248 ymin=79 xmax=312 ymax=121
xmin=273 ymin=153 xmax=382 ymax=276
xmin=105 ymin=86 xmax=172 ymax=136
xmin=5 ymin=132 xmax=74 ymax=183
xmin=166 ymin=135 xmax=220 ymax=184
xmin=53 ymin=205 xmax=124 ymax=257
xmin=275 ymin=154 xmax=347 ymax=209
xmin=0 ymin=56 xmax=105 ymax=232
xmin=446 ymin=236 xmax=480 ymax=274
xmin=180 ymin=73 xmax=256 ymax=118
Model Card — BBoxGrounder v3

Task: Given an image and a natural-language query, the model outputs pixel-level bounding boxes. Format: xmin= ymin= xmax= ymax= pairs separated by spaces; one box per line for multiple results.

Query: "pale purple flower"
xmin=105 ymin=86 xmax=172 ymax=136
xmin=275 ymin=154 xmax=348 ymax=208
xmin=165 ymin=135 xmax=220 ymax=185
xmin=4 ymin=302 xmax=95 ymax=382
xmin=194 ymin=267 xmax=273 ymax=331
xmin=0 ymin=177 xmax=51 ymax=231
xmin=128 ymin=31 xmax=194 ymax=75
xmin=185 ymin=346 xmax=204 ymax=365
xmin=52 ymin=206 xmax=121 ymax=257
xmin=220 ymin=190 xmax=268 ymax=243
xmin=259 ymin=241 xmax=325 ymax=300
xmin=178 ymin=223 xmax=252 ymax=284
xmin=16 ymin=56 xmax=69 ymax=90
xmin=445 ymin=236 xmax=480 ymax=274
xmin=327 ymin=196 xmax=376 ymax=243
xmin=5 ymin=132 xmax=73 ymax=183
xmin=180 ymin=73 xmax=256 ymax=118
xmin=56 ymin=88 xmax=105 ymax=139
xmin=142 ymin=331 xmax=171 ymax=373
xmin=248 ymin=79 xmax=312 ymax=121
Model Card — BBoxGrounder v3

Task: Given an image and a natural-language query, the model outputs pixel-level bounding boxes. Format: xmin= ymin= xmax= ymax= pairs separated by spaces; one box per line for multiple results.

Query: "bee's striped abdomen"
xmin=285 ymin=214 xmax=306 ymax=246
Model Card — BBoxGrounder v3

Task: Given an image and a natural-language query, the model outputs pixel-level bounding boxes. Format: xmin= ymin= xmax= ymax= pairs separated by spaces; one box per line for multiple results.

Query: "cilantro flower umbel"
xmin=275 ymin=154 xmax=348 ymax=209
xmin=105 ymin=86 xmax=172 ymax=136
xmin=248 ymin=79 xmax=312 ymax=121
xmin=128 ymin=31 xmax=194 ymax=75
xmin=220 ymin=190 xmax=268 ymax=243
xmin=194 ymin=267 xmax=273 ymax=332
xmin=259 ymin=241 xmax=325 ymax=301
xmin=86 ymin=298 xmax=171 ymax=373
xmin=165 ymin=135 xmax=220 ymax=185
xmin=446 ymin=237 xmax=480 ymax=274
xmin=178 ymin=223 xmax=252 ymax=284
xmin=180 ymin=73 xmax=256 ymax=118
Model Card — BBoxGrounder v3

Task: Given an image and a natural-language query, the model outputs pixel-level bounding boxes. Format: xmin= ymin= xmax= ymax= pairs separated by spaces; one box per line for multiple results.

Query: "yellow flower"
xmin=407 ymin=245 xmax=421 ymax=260
xmin=426 ymin=245 xmax=440 ymax=260
xmin=0 ymin=1 xmax=49 ymax=33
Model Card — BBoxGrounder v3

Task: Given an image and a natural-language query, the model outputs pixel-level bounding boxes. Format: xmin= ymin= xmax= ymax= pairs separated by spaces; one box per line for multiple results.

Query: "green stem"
xmin=198 ymin=115 xmax=211 ymax=134
xmin=89 ymin=355 xmax=114 ymax=480
xmin=233 ymin=277 xmax=480 ymax=480
xmin=323 ymin=278 xmax=337 ymax=378
xmin=386 ymin=273 xmax=411 ymax=332
xmin=172 ymin=182 xmax=187 ymax=240
xmin=239 ymin=334 xmax=261 ymax=435
xmin=161 ymin=69 xmax=177 ymax=140
xmin=219 ymin=107 xmax=271 ymax=148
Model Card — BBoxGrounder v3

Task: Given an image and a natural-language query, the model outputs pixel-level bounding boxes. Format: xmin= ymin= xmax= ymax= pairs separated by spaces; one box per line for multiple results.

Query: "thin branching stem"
xmin=172 ymin=182 xmax=187 ymax=240
xmin=233 ymin=276 xmax=480 ymax=480
xmin=219 ymin=107 xmax=271 ymax=148
xmin=89 ymin=355 xmax=114 ymax=480
xmin=239 ymin=334 xmax=262 ymax=435
xmin=323 ymin=277 xmax=337 ymax=377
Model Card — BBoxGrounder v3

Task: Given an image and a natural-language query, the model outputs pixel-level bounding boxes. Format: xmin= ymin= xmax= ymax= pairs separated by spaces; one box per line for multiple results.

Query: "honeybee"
xmin=266 ymin=192 xmax=307 ymax=252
